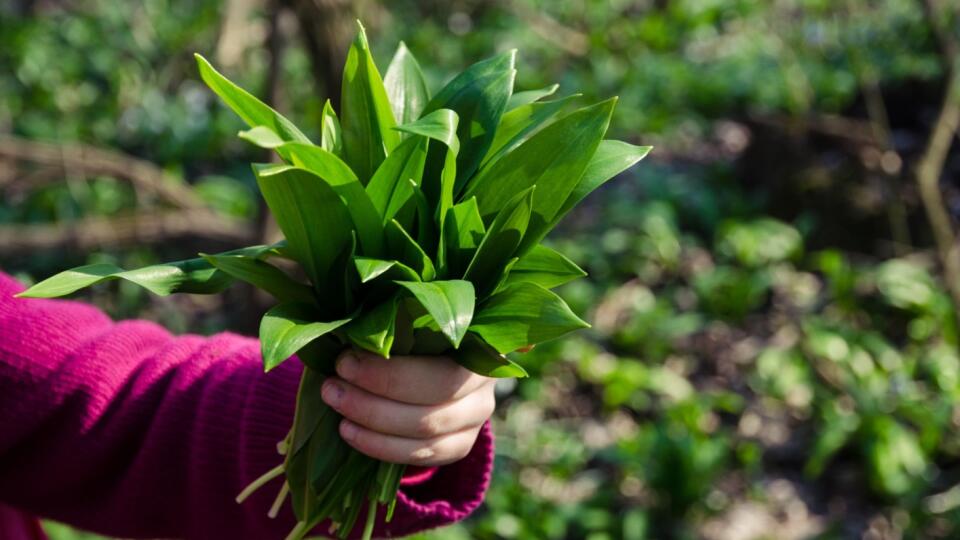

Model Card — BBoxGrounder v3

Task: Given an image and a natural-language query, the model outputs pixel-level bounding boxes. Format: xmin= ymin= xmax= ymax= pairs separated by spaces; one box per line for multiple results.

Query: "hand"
xmin=320 ymin=349 xmax=497 ymax=467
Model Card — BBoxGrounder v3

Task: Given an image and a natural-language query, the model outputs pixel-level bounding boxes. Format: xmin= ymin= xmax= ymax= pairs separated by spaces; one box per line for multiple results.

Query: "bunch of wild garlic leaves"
xmin=19 ymin=22 xmax=649 ymax=540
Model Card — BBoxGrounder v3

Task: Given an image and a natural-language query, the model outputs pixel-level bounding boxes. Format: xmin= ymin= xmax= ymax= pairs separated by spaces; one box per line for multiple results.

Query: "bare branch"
xmin=0 ymin=135 xmax=207 ymax=210
xmin=0 ymin=209 xmax=255 ymax=252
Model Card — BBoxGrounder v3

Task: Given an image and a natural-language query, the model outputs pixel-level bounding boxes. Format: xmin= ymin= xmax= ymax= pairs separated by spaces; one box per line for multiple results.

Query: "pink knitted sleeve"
xmin=0 ymin=272 xmax=492 ymax=539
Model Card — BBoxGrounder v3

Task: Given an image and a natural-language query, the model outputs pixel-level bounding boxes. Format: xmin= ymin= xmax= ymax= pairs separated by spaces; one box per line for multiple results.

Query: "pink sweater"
xmin=0 ymin=271 xmax=492 ymax=539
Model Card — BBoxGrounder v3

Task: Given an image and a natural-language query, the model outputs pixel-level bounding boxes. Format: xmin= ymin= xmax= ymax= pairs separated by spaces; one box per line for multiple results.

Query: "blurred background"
xmin=3 ymin=0 xmax=960 ymax=538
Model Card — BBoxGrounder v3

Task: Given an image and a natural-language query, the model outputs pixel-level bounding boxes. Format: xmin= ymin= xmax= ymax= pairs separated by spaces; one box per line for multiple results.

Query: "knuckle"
xmin=416 ymin=411 xmax=448 ymax=438
xmin=408 ymin=442 xmax=439 ymax=465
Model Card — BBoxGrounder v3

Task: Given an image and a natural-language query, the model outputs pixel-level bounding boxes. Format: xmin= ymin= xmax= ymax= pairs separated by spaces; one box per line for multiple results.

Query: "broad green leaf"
xmin=384 ymin=41 xmax=430 ymax=126
xmin=482 ymin=94 xmax=581 ymax=168
xmin=396 ymin=109 xmax=462 ymax=257
xmin=201 ymin=253 xmax=313 ymax=303
xmin=469 ymin=282 xmax=589 ymax=354
xmin=385 ymin=219 xmax=436 ymax=281
xmin=504 ymin=244 xmax=587 ymax=289
xmin=344 ymin=295 xmax=400 ymax=357
xmin=238 ymin=125 xmax=284 ymax=148
xmin=365 ymin=136 xmax=428 ymax=228
xmin=17 ymin=244 xmax=275 ymax=298
xmin=195 ymin=54 xmax=311 ymax=144
xmin=395 ymin=280 xmax=475 ymax=347
xmin=422 ymin=50 xmax=516 ymax=194
xmin=463 ymin=186 xmax=534 ymax=295
xmin=457 ymin=334 xmax=528 ymax=378
xmin=353 ymin=257 xmax=421 ymax=283
xmin=340 ymin=21 xmax=399 ymax=184
xmin=394 ymin=109 xmax=460 ymax=155
xmin=442 ymin=196 xmax=486 ymax=277
xmin=259 ymin=302 xmax=351 ymax=372
xmin=506 ymin=83 xmax=559 ymax=110
xmin=462 ymin=98 xmax=617 ymax=252
xmin=551 ymin=140 xmax=652 ymax=227
xmin=254 ymin=164 xmax=353 ymax=288
xmin=274 ymin=143 xmax=384 ymax=257
xmin=321 ymin=99 xmax=342 ymax=155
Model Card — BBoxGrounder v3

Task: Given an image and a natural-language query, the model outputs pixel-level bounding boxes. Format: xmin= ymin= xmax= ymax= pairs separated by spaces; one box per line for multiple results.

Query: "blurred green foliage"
xmin=3 ymin=0 xmax=959 ymax=538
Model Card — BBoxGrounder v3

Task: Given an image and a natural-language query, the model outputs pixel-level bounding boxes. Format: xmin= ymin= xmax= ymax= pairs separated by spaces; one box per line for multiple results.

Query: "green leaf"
xmin=17 ymin=244 xmax=276 ymax=298
xmin=456 ymin=334 xmax=528 ymax=378
xmin=462 ymin=98 xmax=617 ymax=251
xmin=385 ymin=219 xmax=436 ymax=281
xmin=195 ymin=53 xmax=311 ymax=144
xmin=482 ymin=94 xmax=581 ymax=168
xmin=254 ymin=164 xmax=353 ymax=288
xmin=469 ymin=282 xmax=589 ymax=354
xmin=353 ymin=257 xmax=421 ymax=283
xmin=395 ymin=280 xmax=475 ymax=347
xmin=344 ymin=295 xmax=400 ymax=357
xmin=321 ymin=99 xmax=343 ymax=155
xmin=463 ymin=186 xmax=535 ymax=295
xmin=422 ymin=50 xmax=516 ymax=194
xmin=394 ymin=109 xmax=460 ymax=155
xmin=274 ymin=144 xmax=384 ymax=257
xmin=365 ymin=136 xmax=428 ymax=227
xmin=340 ymin=21 xmax=399 ymax=184
xmin=551 ymin=140 xmax=651 ymax=227
xmin=201 ymin=253 xmax=313 ymax=303
xmin=506 ymin=83 xmax=559 ymax=110
xmin=442 ymin=196 xmax=486 ymax=277
xmin=384 ymin=41 xmax=430 ymax=126
xmin=504 ymin=244 xmax=586 ymax=289
xmin=259 ymin=302 xmax=351 ymax=372
xmin=238 ymin=125 xmax=284 ymax=148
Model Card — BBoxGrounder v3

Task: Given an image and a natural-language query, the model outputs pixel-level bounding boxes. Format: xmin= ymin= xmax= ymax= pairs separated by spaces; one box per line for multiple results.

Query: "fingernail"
xmin=337 ymin=353 xmax=359 ymax=381
xmin=322 ymin=380 xmax=344 ymax=408
xmin=340 ymin=420 xmax=357 ymax=441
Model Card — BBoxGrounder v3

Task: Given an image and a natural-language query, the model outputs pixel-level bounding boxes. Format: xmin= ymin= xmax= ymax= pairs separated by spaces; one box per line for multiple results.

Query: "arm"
xmin=0 ymin=272 xmax=492 ymax=539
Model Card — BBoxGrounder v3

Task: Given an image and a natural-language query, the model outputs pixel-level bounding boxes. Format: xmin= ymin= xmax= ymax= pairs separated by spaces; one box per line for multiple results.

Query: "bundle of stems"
xmin=19 ymin=21 xmax=650 ymax=539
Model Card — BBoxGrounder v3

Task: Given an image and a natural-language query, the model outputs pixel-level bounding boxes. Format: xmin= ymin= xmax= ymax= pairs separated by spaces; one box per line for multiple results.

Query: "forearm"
xmin=0 ymin=272 xmax=492 ymax=539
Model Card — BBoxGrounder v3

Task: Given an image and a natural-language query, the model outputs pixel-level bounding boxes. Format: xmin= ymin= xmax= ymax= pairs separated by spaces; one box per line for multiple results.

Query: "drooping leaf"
xmin=201 ymin=253 xmax=314 ymax=303
xmin=394 ymin=109 xmax=460 ymax=154
xmin=272 ymin=143 xmax=384 ymax=257
xmin=353 ymin=257 xmax=421 ymax=283
xmin=344 ymin=295 xmax=400 ymax=357
xmin=259 ymin=302 xmax=351 ymax=372
xmin=551 ymin=140 xmax=652 ymax=227
xmin=469 ymin=282 xmax=589 ymax=354
xmin=395 ymin=280 xmax=475 ymax=348
xmin=456 ymin=334 xmax=528 ymax=378
xmin=384 ymin=41 xmax=430 ymax=126
xmin=506 ymin=83 xmax=559 ymax=110
xmin=17 ymin=244 xmax=276 ymax=298
xmin=422 ymin=50 xmax=516 ymax=194
xmin=365 ymin=136 xmax=428 ymax=228
xmin=385 ymin=219 xmax=436 ymax=281
xmin=340 ymin=21 xmax=399 ymax=184
xmin=195 ymin=54 xmax=311 ymax=144
xmin=253 ymin=164 xmax=353 ymax=288
xmin=504 ymin=244 xmax=586 ymax=289
xmin=462 ymin=98 xmax=617 ymax=252
xmin=321 ymin=99 xmax=343 ymax=155
xmin=463 ymin=186 xmax=535 ymax=295
xmin=481 ymin=94 xmax=581 ymax=168
xmin=442 ymin=196 xmax=486 ymax=277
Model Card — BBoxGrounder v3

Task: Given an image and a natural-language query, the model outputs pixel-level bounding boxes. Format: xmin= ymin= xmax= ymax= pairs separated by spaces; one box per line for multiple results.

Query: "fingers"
xmin=335 ymin=349 xmax=491 ymax=405
xmin=339 ymin=419 xmax=484 ymax=466
xmin=321 ymin=377 xmax=495 ymax=439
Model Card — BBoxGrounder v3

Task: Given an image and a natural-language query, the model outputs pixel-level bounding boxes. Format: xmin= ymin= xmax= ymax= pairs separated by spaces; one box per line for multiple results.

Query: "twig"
xmin=0 ymin=209 xmax=254 ymax=252
xmin=915 ymin=0 xmax=960 ymax=316
xmin=0 ymin=135 xmax=207 ymax=210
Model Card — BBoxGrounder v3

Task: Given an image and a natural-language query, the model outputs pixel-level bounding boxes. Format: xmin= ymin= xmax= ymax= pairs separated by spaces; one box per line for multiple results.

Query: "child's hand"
xmin=320 ymin=350 xmax=497 ymax=466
